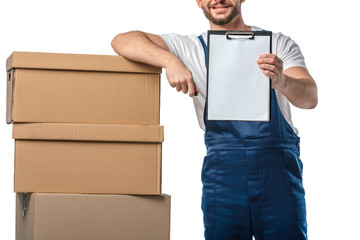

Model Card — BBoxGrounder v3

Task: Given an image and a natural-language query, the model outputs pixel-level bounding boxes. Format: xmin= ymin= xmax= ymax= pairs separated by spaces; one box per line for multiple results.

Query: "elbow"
xmin=295 ymin=82 xmax=318 ymax=109
xmin=309 ymin=82 xmax=318 ymax=109
xmin=111 ymin=33 xmax=125 ymax=55
xmin=306 ymin=96 xmax=318 ymax=109
xmin=298 ymin=97 xmax=317 ymax=109
xmin=305 ymin=84 xmax=318 ymax=109
xmin=111 ymin=31 xmax=144 ymax=55
xmin=110 ymin=36 xmax=117 ymax=50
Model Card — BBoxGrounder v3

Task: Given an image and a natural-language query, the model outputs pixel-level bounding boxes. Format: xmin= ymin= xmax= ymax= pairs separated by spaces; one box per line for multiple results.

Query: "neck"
xmin=209 ymin=13 xmax=250 ymax=31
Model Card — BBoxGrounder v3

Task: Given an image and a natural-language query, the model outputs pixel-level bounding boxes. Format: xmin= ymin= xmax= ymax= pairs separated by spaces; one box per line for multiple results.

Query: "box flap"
xmin=13 ymin=123 xmax=164 ymax=143
xmin=6 ymin=51 xmax=162 ymax=74
xmin=16 ymin=193 xmax=35 ymax=240
xmin=6 ymin=69 xmax=14 ymax=124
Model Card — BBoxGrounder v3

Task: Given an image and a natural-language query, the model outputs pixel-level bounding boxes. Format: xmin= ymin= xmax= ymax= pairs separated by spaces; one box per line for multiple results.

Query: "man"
xmin=111 ymin=0 xmax=318 ymax=239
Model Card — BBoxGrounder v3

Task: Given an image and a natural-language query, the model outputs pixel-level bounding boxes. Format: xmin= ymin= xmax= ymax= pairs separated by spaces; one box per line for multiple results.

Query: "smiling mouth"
xmin=210 ymin=4 xmax=230 ymax=12
xmin=212 ymin=5 xmax=229 ymax=9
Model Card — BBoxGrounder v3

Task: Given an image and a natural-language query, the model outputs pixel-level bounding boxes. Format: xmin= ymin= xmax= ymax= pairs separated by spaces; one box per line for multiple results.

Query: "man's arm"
xmin=257 ymin=54 xmax=318 ymax=109
xmin=111 ymin=31 xmax=198 ymax=97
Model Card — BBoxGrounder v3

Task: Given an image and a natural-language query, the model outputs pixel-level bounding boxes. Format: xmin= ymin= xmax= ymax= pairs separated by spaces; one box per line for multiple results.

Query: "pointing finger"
xmin=188 ymin=79 xmax=196 ymax=97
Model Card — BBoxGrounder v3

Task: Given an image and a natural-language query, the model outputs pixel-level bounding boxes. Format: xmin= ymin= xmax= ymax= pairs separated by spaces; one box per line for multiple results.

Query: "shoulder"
xmin=159 ymin=33 xmax=204 ymax=58
xmin=272 ymin=32 xmax=299 ymax=49
xmin=271 ymin=31 xmax=306 ymax=70
xmin=160 ymin=33 xmax=201 ymax=48
xmin=252 ymin=26 xmax=299 ymax=50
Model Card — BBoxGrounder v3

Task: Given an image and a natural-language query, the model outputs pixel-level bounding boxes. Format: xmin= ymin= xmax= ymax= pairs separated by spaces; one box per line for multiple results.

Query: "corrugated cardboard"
xmin=13 ymin=123 xmax=164 ymax=142
xmin=6 ymin=52 xmax=161 ymax=124
xmin=16 ymin=193 xmax=171 ymax=240
xmin=13 ymin=123 xmax=163 ymax=194
xmin=6 ymin=51 xmax=162 ymax=73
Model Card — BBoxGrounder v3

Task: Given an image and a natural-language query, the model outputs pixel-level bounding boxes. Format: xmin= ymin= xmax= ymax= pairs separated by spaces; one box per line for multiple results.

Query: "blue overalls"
xmin=198 ymin=35 xmax=307 ymax=240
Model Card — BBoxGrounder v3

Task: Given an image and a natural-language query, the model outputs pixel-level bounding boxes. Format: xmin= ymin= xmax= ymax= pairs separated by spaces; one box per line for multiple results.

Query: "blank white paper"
xmin=207 ymin=33 xmax=271 ymax=121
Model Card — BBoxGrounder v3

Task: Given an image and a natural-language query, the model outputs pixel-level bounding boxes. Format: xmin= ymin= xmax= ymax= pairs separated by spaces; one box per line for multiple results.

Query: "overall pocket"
xmin=282 ymin=148 xmax=305 ymax=197
xmin=205 ymin=120 xmax=272 ymax=140
xmin=282 ymin=148 xmax=303 ymax=180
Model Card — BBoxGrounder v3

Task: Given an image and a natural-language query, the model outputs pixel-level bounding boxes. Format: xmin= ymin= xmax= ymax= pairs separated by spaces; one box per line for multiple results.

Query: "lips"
xmin=211 ymin=4 xmax=229 ymax=9
xmin=211 ymin=5 xmax=229 ymax=14
xmin=209 ymin=2 xmax=232 ymax=13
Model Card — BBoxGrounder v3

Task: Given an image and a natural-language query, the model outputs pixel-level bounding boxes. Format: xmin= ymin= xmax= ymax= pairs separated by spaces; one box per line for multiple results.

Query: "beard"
xmin=201 ymin=2 xmax=241 ymax=25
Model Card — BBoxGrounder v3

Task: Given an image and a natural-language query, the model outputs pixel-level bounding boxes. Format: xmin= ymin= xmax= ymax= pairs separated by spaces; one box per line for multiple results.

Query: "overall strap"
xmin=198 ymin=35 xmax=208 ymax=67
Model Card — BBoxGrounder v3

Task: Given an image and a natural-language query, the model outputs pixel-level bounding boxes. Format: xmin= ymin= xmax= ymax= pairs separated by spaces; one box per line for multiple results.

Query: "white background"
xmin=0 ymin=0 xmax=359 ymax=239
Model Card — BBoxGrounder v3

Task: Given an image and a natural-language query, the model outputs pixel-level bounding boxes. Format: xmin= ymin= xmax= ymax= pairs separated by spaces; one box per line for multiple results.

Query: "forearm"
xmin=111 ymin=31 xmax=175 ymax=68
xmin=278 ymin=73 xmax=318 ymax=109
xmin=111 ymin=31 xmax=199 ymax=97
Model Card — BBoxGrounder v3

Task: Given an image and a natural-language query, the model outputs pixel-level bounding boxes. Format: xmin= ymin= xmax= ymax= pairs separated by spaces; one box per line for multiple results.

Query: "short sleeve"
xmin=273 ymin=32 xmax=307 ymax=71
xmin=159 ymin=33 xmax=196 ymax=63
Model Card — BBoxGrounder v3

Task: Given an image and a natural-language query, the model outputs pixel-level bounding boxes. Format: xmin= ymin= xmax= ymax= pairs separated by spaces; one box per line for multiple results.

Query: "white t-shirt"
xmin=160 ymin=26 xmax=306 ymax=135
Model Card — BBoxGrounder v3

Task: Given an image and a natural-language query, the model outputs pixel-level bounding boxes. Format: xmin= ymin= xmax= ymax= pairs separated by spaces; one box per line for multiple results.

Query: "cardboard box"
xmin=13 ymin=123 xmax=163 ymax=194
xmin=6 ymin=51 xmax=161 ymax=125
xmin=16 ymin=193 xmax=171 ymax=240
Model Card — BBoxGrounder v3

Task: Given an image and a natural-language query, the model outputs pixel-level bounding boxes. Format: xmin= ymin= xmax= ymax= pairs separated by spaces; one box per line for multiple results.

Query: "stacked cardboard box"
xmin=7 ymin=52 xmax=170 ymax=240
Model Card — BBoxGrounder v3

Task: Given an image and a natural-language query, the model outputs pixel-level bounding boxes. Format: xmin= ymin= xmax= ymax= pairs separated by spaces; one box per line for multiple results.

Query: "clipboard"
xmin=206 ymin=30 xmax=272 ymax=122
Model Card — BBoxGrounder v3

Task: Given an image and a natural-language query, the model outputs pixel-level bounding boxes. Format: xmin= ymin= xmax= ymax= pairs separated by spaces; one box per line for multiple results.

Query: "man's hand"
xmin=256 ymin=53 xmax=318 ymax=109
xmin=165 ymin=57 xmax=199 ymax=97
xmin=256 ymin=54 xmax=286 ymax=90
xmin=112 ymin=31 xmax=199 ymax=98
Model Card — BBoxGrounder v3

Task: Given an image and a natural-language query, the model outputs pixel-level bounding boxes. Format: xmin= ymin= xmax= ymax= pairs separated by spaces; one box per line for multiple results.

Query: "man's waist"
xmin=205 ymin=137 xmax=300 ymax=152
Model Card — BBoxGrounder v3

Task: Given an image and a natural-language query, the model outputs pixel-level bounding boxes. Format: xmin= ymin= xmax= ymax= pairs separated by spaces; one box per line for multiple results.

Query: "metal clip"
xmin=226 ymin=31 xmax=255 ymax=40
